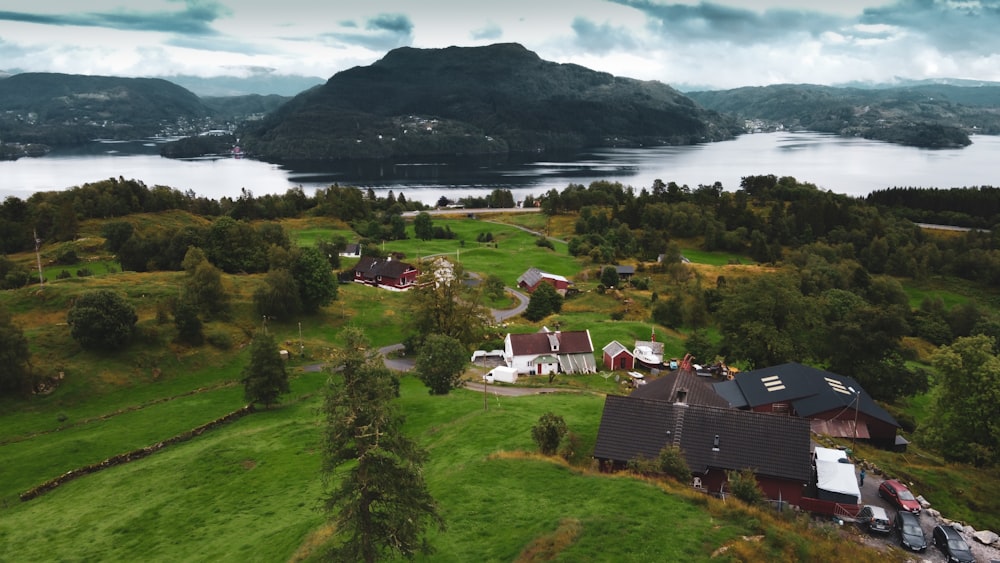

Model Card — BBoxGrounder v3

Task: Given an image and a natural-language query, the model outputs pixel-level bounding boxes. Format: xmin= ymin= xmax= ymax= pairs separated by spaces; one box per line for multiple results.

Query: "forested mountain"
xmin=239 ymin=43 xmax=741 ymax=162
xmin=0 ymin=73 xmax=211 ymax=145
xmin=687 ymin=83 xmax=1000 ymax=148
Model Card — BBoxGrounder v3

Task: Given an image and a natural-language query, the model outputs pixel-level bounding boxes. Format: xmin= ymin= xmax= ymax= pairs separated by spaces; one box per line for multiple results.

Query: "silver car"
xmin=857 ymin=505 xmax=891 ymax=534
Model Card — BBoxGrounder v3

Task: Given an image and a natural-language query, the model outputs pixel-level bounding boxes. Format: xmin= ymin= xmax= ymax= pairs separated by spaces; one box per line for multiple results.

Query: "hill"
xmin=686 ymin=83 xmax=1000 ymax=148
xmin=239 ymin=43 xmax=740 ymax=162
xmin=0 ymin=73 xmax=211 ymax=147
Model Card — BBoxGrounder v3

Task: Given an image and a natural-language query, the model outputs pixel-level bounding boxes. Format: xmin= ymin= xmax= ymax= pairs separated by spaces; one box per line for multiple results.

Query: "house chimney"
xmin=712 ymin=434 xmax=720 ymax=452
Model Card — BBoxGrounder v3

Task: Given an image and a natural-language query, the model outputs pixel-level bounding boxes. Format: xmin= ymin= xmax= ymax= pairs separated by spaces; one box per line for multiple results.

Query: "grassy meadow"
xmin=0 ymin=211 xmax=994 ymax=560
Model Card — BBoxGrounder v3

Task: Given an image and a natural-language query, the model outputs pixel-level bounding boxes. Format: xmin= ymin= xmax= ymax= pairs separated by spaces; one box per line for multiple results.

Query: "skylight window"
xmin=762 ymin=375 xmax=785 ymax=392
xmin=825 ymin=377 xmax=851 ymax=395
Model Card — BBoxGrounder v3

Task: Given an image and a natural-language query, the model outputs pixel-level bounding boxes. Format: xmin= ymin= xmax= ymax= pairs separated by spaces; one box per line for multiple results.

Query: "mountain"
xmin=0 ymin=73 xmax=211 ymax=146
xmin=157 ymin=73 xmax=325 ymax=97
xmin=240 ymin=43 xmax=739 ymax=162
xmin=687 ymin=83 xmax=1000 ymax=148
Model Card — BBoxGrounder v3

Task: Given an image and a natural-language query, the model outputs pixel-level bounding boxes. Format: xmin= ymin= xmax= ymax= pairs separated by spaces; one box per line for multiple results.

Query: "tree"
xmin=483 ymin=274 xmax=506 ymax=301
xmin=322 ymin=328 xmax=443 ymax=562
xmin=407 ymin=260 xmax=491 ymax=350
xmin=923 ymin=335 xmax=1000 ymax=466
xmin=0 ymin=306 xmax=32 ymax=396
xmin=182 ymin=247 xmax=229 ymax=319
xmin=241 ymin=331 xmax=289 ymax=408
xmin=415 ymin=334 xmax=468 ymax=395
xmin=173 ymin=298 xmax=204 ymax=346
xmin=413 ymin=211 xmax=434 ymax=241
xmin=532 ymin=412 xmax=568 ymax=455
xmin=656 ymin=445 xmax=691 ymax=482
xmin=254 ymin=269 xmax=302 ymax=319
xmin=600 ymin=266 xmax=619 ymax=289
xmin=524 ymin=282 xmax=562 ymax=322
xmin=67 ymin=290 xmax=138 ymax=350
xmin=292 ymin=246 xmax=337 ymax=313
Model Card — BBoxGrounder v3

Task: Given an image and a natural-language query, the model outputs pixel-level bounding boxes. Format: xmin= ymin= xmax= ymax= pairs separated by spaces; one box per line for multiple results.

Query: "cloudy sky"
xmin=1 ymin=0 xmax=998 ymax=90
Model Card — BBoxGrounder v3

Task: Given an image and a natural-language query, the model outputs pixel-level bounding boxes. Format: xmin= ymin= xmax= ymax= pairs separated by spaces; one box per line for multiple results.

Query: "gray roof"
xmin=730 ymin=363 xmax=898 ymax=427
xmin=594 ymin=395 xmax=812 ymax=482
xmin=602 ymin=340 xmax=630 ymax=357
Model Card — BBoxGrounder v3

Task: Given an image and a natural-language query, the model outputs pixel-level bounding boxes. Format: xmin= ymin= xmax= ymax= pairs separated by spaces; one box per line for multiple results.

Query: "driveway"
xmin=857 ymin=468 xmax=1000 ymax=561
xmin=493 ymin=287 xmax=529 ymax=322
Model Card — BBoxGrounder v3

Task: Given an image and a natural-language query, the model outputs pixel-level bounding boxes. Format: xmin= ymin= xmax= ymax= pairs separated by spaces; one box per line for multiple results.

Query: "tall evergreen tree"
xmin=241 ymin=331 xmax=289 ymax=408
xmin=322 ymin=328 xmax=443 ymax=562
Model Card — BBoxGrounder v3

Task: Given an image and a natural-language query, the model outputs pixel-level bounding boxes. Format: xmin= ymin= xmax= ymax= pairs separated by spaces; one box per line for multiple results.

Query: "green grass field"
xmin=1 ymin=214 xmax=994 ymax=561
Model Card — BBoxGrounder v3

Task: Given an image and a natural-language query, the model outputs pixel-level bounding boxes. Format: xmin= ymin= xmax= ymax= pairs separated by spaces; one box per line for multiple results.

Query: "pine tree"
xmin=321 ymin=328 xmax=443 ymax=562
xmin=240 ymin=332 xmax=289 ymax=408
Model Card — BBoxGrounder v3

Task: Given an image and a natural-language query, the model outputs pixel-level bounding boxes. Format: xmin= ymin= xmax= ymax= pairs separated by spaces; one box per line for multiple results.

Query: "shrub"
xmin=532 ymin=412 xmax=568 ymax=455
xmin=535 ymin=236 xmax=554 ymax=250
xmin=656 ymin=446 xmax=691 ymax=482
xmin=75 ymin=268 xmax=92 ymax=277
xmin=206 ymin=329 xmax=234 ymax=350
xmin=66 ymin=290 xmax=138 ymax=350
xmin=56 ymin=270 xmax=71 ymax=280
xmin=727 ymin=468 xmax=765 ymax=506
xmin=558 ymin=431 xmax=581 ymax=462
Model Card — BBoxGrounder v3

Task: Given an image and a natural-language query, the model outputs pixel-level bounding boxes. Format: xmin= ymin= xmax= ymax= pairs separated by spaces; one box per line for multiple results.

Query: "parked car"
xmin=856 ymin=505 xmax=891 ymax=534
xmin=932 ymin=524 xmax=975 ymax=563
xmin=894 ymin=510 xmax=926 ymax=552
xmin=878 ymin=479 xmax=921 ymax=514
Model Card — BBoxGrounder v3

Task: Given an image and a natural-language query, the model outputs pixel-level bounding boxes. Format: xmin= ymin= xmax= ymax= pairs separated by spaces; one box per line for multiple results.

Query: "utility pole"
xmin=298 ymin=321 xmax=304 ymax=357
xmin=34 ymin=229 xmax=44 ymax=285
xmin=848 ymin=386 xmax=860 ymax=454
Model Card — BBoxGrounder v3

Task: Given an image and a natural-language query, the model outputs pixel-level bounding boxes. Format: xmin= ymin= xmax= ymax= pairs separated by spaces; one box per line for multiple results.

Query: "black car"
xmin=932 ymin=524 xmax=975 ymax=563
xmin=894 ymin=510 xmax=926 ymax=552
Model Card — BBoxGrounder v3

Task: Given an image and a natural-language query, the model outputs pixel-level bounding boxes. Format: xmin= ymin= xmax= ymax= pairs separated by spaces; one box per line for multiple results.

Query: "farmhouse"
xmin=516 ymin=267 xmax=572 ymax=295
xmin=713 ymin=363 xmax=901 ymax=448
xmin=504 ymin=328 xmax=596 ymax=375
xmin=631 ymin=368 xmax=732 ymax=409
xmin=594 ymin=395 xmax=812 ymax=503
xmin=602 ymin=340 xmax=634 ymax=371
xmin=339 ymin=243 xmax=361 ymax=257
xmin=614 ymin=265 xmax=635 ymax=282
xmin=350 ymin=256 xmax=419 ymax=291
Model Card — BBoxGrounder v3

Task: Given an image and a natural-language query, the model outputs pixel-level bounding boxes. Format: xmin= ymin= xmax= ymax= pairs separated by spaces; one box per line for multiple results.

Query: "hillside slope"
xmin=0 ymin=73 xmax=210 ymax=146
xmin=240 ymin=43 xmax=739 ymax=161
xmin=687 ymin=83 xmax=1000 ymax=148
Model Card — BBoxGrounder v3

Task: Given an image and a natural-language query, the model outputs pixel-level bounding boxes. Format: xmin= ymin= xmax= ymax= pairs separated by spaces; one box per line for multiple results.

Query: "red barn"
xmin=516 ymin=267 xmax=572 ymax=296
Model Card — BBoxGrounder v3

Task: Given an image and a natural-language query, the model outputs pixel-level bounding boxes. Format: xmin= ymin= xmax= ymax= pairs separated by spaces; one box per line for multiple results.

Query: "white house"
xmin=504 ymin=328 xmax=596 ymax=375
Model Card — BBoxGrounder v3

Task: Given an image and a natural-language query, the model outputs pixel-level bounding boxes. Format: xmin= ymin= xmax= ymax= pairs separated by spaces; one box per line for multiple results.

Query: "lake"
xmin=1 ymin=131 xmax=998 ymax=205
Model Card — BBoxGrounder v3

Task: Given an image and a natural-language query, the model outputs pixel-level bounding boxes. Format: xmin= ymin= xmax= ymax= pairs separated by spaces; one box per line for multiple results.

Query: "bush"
xmin=56 ymin=270 xmax=71 ymax=280
xmin=532 ymin=412 xmax=568 ymax=455
xmin=535 ymin=236 xmax=554 ymax=250
xmin=206 ymin=329 xmax=234 ymax=350
xmin=75 ymin=268 xmax=92 ymax=277
xmin=66 ymin=290 xmax=138 ymax=350
xmin=727 ymin=468 xmax=765 ymax=506
xmin=558 ymin=431 xmax=581 ymax=462
xmin=656 ymin=446 xmax=691 ymax=482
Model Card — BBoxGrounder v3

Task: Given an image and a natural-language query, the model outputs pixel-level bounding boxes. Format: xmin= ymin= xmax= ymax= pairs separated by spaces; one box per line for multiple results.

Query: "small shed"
xmin=602 ymin=340 xmax=634 ymax=371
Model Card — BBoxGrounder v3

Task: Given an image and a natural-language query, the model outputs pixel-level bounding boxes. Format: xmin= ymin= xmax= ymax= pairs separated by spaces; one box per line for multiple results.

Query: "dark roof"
xmin=730 ymin=363 xmax=898 ymax=427
xmin=615 ymin=265 xmax=635 ymax=275
xmin=594 ymin=395 xmax=812 ymax=482
xmin=353 ymin=256 xmax=416 ymax=280
xmin=631 ymin=370 xmax=732 ymax=409
xmin=508 ymin=330 xmax=593 ymax=355
xmin=713 ymin=380 xmax=748 ymax=408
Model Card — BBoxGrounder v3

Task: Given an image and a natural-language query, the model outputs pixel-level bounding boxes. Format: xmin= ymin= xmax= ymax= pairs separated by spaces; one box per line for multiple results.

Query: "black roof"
xmin=594 ymin=395 xmax=812 ymax=482
xmin=729 ymin=363 xmax=898 ymax=427
xmin=631 ymin=370 xmax=732 ymax=409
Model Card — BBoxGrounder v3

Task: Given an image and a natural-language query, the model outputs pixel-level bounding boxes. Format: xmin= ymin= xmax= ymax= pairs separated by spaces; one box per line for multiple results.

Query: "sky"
xmin=1 ymin=0 xmax=999 ymax=90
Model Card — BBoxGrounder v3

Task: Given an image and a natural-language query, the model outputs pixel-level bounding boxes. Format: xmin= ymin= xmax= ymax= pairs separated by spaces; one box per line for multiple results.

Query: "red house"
xmin=351 ymin=256 xmax=419 ymax=291
xmin=602 ymin=340 xmax=634 ymax=371
xmin=516 ymin=267 xmax=572 ymax=296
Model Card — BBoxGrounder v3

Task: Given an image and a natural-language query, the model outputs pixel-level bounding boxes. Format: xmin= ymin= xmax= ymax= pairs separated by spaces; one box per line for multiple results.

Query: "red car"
xmin=878 ymin=479 xmax=921 ymax=514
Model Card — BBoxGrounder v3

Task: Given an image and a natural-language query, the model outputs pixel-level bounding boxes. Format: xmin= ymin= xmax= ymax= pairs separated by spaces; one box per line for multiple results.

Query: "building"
xmin=504 ymin=328 xmax=596 ymax=375
xmin=516 ymin=267 xmax=572 ymax=296
xmin=594 ymin=395 xmax=812 ymax=503
xmin=602 ymin=340 xmax=634 ymax=371
xmin=713 ymin=362 xmax=900 ymax=448
xmin=350 ymin=256 xmax=419 ymax=291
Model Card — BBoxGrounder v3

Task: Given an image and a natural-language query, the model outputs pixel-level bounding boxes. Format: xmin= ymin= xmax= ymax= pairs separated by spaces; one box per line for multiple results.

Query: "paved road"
xmin=494 ymin=287 xmax=529 ymax=322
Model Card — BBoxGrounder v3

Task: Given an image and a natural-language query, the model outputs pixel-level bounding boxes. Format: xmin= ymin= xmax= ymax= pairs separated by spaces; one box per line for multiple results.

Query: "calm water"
xmin=1 ymin=132 xmax=998 ymax=205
